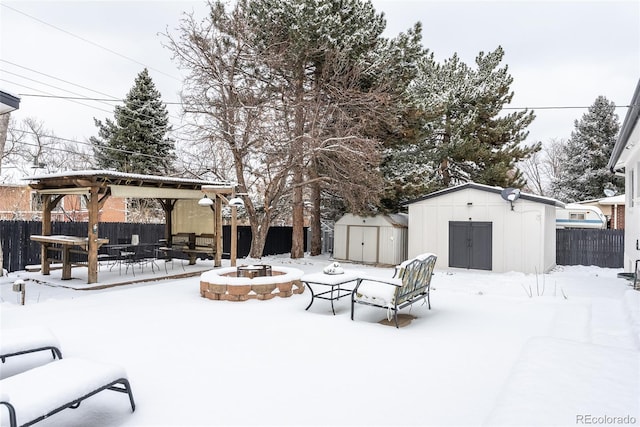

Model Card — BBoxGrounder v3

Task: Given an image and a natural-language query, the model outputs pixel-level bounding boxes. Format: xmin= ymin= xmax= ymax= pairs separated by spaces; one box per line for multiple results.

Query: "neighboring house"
xmin=0 ymin=183 xmax=126 ymax=222
xmin=575 ymin=195 xmax=626 ymax=229
xmin=405 ymin=182 xmax=564 ymax=274
xmin=607 ymin=79 xmax=640 ymax=274
xmin=333 ymin=213 xmax=408 ymax=265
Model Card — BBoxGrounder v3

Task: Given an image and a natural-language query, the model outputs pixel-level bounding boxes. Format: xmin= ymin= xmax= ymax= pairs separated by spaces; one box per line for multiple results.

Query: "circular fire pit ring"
xmin=200 ymin=266 xmax=305 ymax=301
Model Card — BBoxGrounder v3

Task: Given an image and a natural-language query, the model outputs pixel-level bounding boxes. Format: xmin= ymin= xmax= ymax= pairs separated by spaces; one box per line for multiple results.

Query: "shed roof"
xmin=403 ymin=182 xmax=565 ymax=208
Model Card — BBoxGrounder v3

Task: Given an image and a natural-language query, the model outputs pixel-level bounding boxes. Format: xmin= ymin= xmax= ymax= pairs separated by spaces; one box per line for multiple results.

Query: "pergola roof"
xmin=25 ymin=170 xmax=233 ymax=199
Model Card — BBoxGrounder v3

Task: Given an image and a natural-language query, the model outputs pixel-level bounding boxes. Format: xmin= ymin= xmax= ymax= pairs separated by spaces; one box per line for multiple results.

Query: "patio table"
xmin=301 ymin=272 xmax=359 ymax=315
xmin=30 ymin=235 xmax=109 ymax=280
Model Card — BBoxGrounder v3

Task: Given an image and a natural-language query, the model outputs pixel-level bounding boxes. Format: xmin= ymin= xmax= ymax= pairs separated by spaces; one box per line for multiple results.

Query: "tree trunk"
xmin=309 ymin=169 xmax=322 ymax=256
xmin=249 ymin=214 xmax=271 ymax=259
xmin=290 ymin=70 xmax=305 ymax=259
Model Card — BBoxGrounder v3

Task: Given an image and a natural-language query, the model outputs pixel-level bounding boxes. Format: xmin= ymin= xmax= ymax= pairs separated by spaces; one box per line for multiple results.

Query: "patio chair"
xmin=351 ymin=253 xmax=437 ymax=328
xmin=0 ymin=357 xmax=135 ymax=427
xmin=0 ymin=327 xmax=62 ymax=363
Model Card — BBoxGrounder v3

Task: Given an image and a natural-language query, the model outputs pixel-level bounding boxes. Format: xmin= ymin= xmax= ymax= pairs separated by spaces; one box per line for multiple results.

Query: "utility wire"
xmin=18 ymin=93 xmax=183 ymax=105
xmin=0 ymin=3 xmax=181 ymax=82
xmin=0 ymin=63 xmax=186 ymax=124
xmin=0 ymin=68 xmax=187 ymax=134
xmin=6 ymin=136 xmax=202 ymax=178
xmin=12 ymin=92 xmax=636 ymax=112
xmin=0 ymin=59 xmax=122 ymax=100
xmin=8 ymin=132 xmax=170 ymax=162
xmin=0 ymin=78 xmax=115 ymax=115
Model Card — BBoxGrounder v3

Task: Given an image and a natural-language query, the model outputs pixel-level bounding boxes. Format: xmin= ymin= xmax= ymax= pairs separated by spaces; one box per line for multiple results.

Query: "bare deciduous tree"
xmin=520 ymin=138 xmax=566 ymax=197
xmin=165 ymin=2 xmax=294 ymax=257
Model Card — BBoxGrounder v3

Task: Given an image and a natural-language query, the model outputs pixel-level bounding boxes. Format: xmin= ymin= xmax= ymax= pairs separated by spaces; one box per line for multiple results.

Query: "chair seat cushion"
xmin=354 ymin=280 xmax=397 ymax=307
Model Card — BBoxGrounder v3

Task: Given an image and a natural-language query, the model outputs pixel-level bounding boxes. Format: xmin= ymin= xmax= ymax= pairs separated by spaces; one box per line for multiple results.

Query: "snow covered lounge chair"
xmin=0 ymin=327 xmax=62 ymax=363
xmin=0 ymin=358 xmax=135 ymax=427
xmin=351 ymin=253 xmax=437 ymax=328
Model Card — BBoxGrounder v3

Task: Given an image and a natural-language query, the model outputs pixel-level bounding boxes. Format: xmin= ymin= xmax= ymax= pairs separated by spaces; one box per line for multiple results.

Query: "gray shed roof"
xmin=403 ymin=182 xmax=565 ymax=208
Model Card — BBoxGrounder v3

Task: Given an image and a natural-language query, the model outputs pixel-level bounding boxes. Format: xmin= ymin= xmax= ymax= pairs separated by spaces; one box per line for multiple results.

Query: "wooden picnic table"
xmin=30 ymin=235 xmax=109 ymax=280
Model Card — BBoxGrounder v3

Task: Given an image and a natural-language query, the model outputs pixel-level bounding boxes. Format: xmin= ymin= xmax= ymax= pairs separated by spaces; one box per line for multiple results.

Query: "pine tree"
xmin=383 ymin=46 xmax=539 ymax=210
xmin=552 ymin=96 xmax=623 ymax=202
xmin=91 ymin=68 xmax=174 ymax=175
xmin=247 ymin=0 xmax=420 ymax=256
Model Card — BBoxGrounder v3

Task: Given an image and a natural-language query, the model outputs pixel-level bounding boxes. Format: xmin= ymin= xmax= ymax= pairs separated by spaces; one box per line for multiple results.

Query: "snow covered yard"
xmin=1 ymin=255 xmax=638 ymax=426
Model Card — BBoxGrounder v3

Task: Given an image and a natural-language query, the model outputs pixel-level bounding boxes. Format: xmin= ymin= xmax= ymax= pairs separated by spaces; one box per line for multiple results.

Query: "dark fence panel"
xmin=223 ymin=226 xmax=308 ymax=258
xmin=556 ymin=229 xmax=624 ymax=268
xmin=1 ymin=221 xmax=306 ymax=272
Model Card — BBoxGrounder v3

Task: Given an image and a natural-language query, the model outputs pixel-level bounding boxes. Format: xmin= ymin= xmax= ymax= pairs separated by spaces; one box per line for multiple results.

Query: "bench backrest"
xmin=395 ymin=254 xmax=437 ymax=304
xmin=195 ymin=234 xmax=215 ymax=249
xmin=172 ymin=233 xmax=195 ymax=249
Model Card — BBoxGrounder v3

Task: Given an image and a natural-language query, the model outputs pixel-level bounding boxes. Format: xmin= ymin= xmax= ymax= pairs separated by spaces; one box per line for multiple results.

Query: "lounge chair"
xmin=351 ymin=253 xmax=437 ymax=328
xmin=0 ymin=327 xmax=62 ymax=363
xmin=0 ymin=357 xmax=135 ymax=427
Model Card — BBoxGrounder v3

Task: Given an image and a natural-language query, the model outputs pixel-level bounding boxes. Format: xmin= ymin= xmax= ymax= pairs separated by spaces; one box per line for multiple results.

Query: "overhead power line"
xmin=0 ymin=3 xmax=180 ymax=82
xmin=8 ymin=129 xmax=171 ymax=162
xmin=17 ymin=93 xmax=183 ymax=105
xmin=13 ymin=92 xmax=635 ymax=111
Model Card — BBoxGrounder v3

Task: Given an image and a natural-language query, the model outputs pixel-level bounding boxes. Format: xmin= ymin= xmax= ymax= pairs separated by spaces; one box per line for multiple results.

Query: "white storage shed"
xmin=333 ymin=213 xmax=408 ymax=265
xmin=405 ymin=183 xmax=564 ymax=274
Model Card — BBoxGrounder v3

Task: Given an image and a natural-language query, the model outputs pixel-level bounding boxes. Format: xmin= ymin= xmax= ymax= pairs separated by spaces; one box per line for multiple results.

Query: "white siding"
xmin=624 ymin=124 xmax=640 ymax=271
xmin=408 ymin=187 xmax=555 ymax=273
xmin=333 ymin=214 xmax=408 ymax=265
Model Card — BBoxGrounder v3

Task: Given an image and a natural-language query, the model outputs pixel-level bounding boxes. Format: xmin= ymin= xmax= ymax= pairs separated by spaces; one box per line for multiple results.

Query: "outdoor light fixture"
xmin=603 ymin=188 xmax=616 ymax=197
xmin=198 ymin=195 xmax=214 ymax=207
xmin=228 ymin=197 xmax=245 ymax=208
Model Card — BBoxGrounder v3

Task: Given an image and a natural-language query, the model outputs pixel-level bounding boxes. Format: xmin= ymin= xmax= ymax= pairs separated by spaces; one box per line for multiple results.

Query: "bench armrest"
xmin=356 ymin=274 xmax=402 ymax=287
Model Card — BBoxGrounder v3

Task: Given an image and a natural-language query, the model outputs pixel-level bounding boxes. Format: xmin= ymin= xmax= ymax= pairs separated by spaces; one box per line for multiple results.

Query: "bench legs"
xmin=0 ymin=401 xmax=17 ymax=427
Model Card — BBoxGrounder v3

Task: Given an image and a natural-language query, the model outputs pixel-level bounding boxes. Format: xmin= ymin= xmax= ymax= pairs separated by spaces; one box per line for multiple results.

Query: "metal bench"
xmin=351 ymin=253 xmax=437 ymax=328
xmin=0 ymin=358 xmax=135 ymax=427
xmin=0 ymin=327 xmax=62 ymax=364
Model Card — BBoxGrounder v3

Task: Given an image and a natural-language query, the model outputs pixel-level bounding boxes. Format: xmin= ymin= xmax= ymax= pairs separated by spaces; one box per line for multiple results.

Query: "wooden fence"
xmin=556 ymin=229 xmax=624 ymax=268
xmin=0 ymin=221 xmax=306 ymax=273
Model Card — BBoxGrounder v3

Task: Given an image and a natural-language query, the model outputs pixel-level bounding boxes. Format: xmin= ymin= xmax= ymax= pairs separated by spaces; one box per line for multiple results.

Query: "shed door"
xmin=449 ymin=221 xmax=492 ymax=270
xmin=348 ymin=226 xmax=378 ymax=263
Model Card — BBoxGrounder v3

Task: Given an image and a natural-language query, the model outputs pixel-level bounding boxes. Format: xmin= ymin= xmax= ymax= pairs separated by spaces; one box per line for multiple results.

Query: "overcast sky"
xmin=1 ymin=0 xmax=639 ymax=156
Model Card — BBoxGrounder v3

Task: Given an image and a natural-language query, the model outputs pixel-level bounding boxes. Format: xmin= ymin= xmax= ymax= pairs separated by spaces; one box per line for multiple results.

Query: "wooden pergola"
xmin=26 ymin=170 xmax=233 ymax=284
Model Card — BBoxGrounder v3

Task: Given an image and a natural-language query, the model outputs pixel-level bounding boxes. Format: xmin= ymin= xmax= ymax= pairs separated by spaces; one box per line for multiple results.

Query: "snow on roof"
xmin=387 ymin=213 xmax=408 ymax=227
xmin=23 ymin=169 xmax=230 ymax=187
xmin=403 ymin=182 xmax=565 ymax=208
xmin=598 ymin=194 xmax=626 ymax=205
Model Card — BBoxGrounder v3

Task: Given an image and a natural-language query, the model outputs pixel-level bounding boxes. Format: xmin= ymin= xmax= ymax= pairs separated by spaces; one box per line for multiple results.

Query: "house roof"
xmin=0 ymin=89 xmax=20 ymax=114
xmin=403 ymin=182 xmax=565 ymax=208
xmin=608 ymin=78 xmax=640 ymax=173
xmin=597 ymin=194 xmax=626 ymax=205
xmin=24 ymin=170 xmax=232 ymax=199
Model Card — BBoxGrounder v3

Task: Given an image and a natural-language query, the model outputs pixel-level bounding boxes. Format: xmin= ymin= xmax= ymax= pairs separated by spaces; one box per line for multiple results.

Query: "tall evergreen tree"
xmin=552 ymin=96 xmax=622 ymax=202
xmin=91 ymin=68 xmax=175 ymax=174
xmin=382 ymin=46 xmax=539 ymax=210
xmin=247 ymin=0 xmax=421 ymax=257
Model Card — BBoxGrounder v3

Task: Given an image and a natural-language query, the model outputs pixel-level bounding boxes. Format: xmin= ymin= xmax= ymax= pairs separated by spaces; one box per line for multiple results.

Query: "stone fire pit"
xmin=199 ymin=265 xmax=305 ymax=301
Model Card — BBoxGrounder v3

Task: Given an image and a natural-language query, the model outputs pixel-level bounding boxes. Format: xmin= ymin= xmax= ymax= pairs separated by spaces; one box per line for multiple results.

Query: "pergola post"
xmin=159 ymin=199 xmax=176 ymax=244
xmin=40 ymin=194 xmax=53 ymax=275
xmin=87 ymin=186 xmax=99 ymax=284
xmin=215 ymin=195 xmax=223 ymax=267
